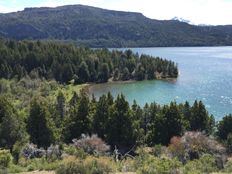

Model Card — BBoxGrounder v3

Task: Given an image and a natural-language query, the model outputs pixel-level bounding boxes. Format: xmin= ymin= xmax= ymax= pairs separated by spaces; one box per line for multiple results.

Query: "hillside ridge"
xmin=0 ymin=4 xmax=232 ymax=47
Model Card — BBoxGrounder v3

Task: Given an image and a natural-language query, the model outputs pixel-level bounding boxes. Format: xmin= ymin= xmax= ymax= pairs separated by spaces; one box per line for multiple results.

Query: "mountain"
xmin=0 ymin=5 xmax=232 ymax=47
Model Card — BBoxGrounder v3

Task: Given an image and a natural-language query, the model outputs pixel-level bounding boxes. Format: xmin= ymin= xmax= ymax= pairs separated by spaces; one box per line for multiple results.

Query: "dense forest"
xmin=1 ymin=39 xmax=232 ymax=173
xmin=0 ymin=39 xmax=178 ymax=84
xmin=1 ymin=78 xmax=232 ymax=173
xmin=0 ymin=78 xmax=216 ymax=150
xmin=0 ymin=89 xmax=214 ymax=149
xmin=0 ymin=5 xmax=232 ymax=47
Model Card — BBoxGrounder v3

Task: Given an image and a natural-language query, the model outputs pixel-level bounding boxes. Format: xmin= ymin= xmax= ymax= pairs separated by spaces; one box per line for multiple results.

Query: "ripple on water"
xmin=91 ymin=47 xmax=232 ymax=120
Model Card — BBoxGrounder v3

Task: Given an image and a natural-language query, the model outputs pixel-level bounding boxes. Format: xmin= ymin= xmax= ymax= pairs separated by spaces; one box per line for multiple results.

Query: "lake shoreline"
xmin=84 ymin=77 xmax=178 ymax=95
xmin=82 ymin=46 xmax=232 ymax=119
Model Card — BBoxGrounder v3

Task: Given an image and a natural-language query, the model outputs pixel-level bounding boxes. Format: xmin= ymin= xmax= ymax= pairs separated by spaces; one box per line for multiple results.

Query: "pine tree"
xmin=131 ymin=100 xmax=145 ymax=145
xmin=27 ymin=98 xmax=56 ymax=148
xmin=190 ymin=100 xmax=209 ymax=131
xmin=78 ymin=61 xmax=90 ymax=83
xmin=98 ymin=63 xmax=109 ymax=82
xmin=217 ymin=114 xmax=232 ymax=140
xmin=93 ymin=95 xmax=110 ymax=139
xmin=107 ymin=94 xmax=134 ymax=147
xmin=0 ymin=96 xmax=28 ymax=150
xmin=63 ymin=90 xmax=90 ymax=142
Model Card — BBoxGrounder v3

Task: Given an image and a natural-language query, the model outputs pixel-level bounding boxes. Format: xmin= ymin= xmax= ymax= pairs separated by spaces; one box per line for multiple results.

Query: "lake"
xmin=89 ymin=47 xmax=232 ymax=120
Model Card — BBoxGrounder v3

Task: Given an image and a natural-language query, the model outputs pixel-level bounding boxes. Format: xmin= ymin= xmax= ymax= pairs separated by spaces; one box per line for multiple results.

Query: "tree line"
xmin=3 ymin=90 xmax=232 ymax=153
xmin=0 ymin=39 xmax=178 ymax=84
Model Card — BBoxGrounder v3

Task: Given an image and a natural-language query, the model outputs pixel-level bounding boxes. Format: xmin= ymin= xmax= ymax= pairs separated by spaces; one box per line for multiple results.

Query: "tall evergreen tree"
xmin=217 ymin=114 xmax=232 ymax=140
xmin=93 ymin=95 xmax=110 ymax=139
xmin=27 ymin=98 xmax=56 ymax=148
xmin=98 ymin=63 xmax=110 ymax=82
xmin=0 ymin=96 xmax=28 ymax=150
xmin=78 ymin=61 xmax=90 ymax=83
xmin=63 ymin=90 xmax=90 ymax=142
xmin=190 ymin=100 xmax=209 ymax=131
xmin=107 ymin=94 xmax=134 ymax=147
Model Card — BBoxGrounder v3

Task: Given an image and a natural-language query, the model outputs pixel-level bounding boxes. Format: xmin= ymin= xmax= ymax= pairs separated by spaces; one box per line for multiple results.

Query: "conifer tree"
xmin=27 ymin=98 xmax=56 ymax=148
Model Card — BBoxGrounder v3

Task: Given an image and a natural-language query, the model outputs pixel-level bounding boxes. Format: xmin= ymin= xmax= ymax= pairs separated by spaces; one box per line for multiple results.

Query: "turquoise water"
xmin=89 ymin=47 xmax=232 ymax=120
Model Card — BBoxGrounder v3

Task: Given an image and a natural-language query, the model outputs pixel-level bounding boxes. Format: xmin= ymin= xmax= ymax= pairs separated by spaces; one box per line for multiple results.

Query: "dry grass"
xmin=19 ymin=172 xmax=136 ymax=174
xmin=19 ymin=171 xmax=55 ymax=174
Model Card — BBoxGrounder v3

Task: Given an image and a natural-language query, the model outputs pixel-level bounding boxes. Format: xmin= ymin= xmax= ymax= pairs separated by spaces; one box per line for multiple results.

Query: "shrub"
xmin=72 ymin=134 xmax=110 ymax=155
xmin=223 ymin=160 xmax=232 ymax=173
xmin=168 ymin=131 xmax=227 ymax=165
xmin=87 ymin=159 xmax=113 ymax=174
xmin=56 ymin=161 xmax=87 ymax=174
xmin=17 ymin=157 xmax=60 ymax=172
xmin=46 ymin=144 xmax=62 ymax=161
xmin=183 ymin=154 xmax=218 ymax=174
xmin=63 ymin=145 xmax=87 ymax=159
xmin=151 ymin=144 xmax=166 ymax=157
xmin=119 ymin=159 xmax=135 ymax=173
xmin=0 ymin=168 xmax=8 ymax=174
xmin=136 ymin=156 xmax=182 ymax=174
xmin=0 ymin=149 xmax=11 ymax=168
xmin=168 ymin=137 xmax=185 ymax=162
xmin=21 ymin=144 xmax=45 ymax=159
xmin=7 ymin=164 xmax=25 ymax=173
xmin=12 ymin=141 xmax=24 ymax=164
xmin=56 ymin=158 xmax=113 ymax=174
xmin=135 ymin=148 xmax=181 ymax=174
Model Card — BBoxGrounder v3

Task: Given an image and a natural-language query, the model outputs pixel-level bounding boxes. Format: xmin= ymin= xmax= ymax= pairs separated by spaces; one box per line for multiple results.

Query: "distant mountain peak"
xmin=171 ymin=16 xmax=194 ymax=25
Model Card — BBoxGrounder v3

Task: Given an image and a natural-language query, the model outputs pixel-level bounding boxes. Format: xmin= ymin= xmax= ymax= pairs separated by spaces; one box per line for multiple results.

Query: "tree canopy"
xmin=0 ymin=39 xmax=178 ymax=84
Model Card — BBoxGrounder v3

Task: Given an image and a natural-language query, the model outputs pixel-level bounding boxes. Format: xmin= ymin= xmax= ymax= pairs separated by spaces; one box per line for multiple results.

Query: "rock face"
xmin=0 ymin=5 xmax=232 ymax=47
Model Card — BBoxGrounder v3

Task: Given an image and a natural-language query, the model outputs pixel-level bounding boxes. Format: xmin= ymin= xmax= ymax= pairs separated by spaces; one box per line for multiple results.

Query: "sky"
xmin=0 ymin=0 xmax=232 ymax=25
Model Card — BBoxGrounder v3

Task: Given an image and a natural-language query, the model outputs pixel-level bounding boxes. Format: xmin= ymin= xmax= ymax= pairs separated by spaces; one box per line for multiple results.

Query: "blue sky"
xmin=0 ymin=0 xmax=232 ymax=25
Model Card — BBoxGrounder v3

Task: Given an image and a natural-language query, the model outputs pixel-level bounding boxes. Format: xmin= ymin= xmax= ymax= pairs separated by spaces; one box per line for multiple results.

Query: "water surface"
xmin=89 ymin=47 xmax=232 ymax=120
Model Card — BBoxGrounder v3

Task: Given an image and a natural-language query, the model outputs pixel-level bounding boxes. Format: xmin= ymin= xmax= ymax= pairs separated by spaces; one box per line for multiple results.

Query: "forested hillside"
xmin=0 ymin=5 xmax=232 ymax=47
xmin=0 ymin=41 xmax=232 ymax=173
xmin=0 ymin=39 xmax=178 ymax=84
xmin=1 ymin=78 xmax=232 ymax=173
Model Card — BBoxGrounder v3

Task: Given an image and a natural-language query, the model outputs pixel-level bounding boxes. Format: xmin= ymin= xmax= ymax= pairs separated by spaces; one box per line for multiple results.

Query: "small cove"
xmin=89 ymin=46 xmax=232 ymax=120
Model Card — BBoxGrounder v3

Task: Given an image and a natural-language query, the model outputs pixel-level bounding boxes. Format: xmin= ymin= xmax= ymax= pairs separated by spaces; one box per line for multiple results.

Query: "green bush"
xmin=16 ymin=157 xmax=60 ymax=172
xmin=88 ymin=159 xmax=112 ymax=174
xmin=56 ymin=162 xmax=87 ymax=174
xmin=137 ymin=157 xmax=182 ymax=174
xmin=152 ymin=144 xmax=165 ymax=157
xmin=7 ymin=164 xmax=25 ymax=173
xmin=12 ymin=141 xmax=24 ymax=164
xmin=222 ymin=160 xmax=232 ymax=173
xmin=0 ymin=149 xmax=11 ymax=168
xmin=63 ymin=145 xmax=87 ymax=159
xmin=56 ymin=159 xmax=112 ymax=174
xmin=0 ymin=168 xmax=8 ymax=174
xmin=135 ymin=151 xmax=182 ymax=174
xmin=183 ymin=154 xmax=218 ymax=174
